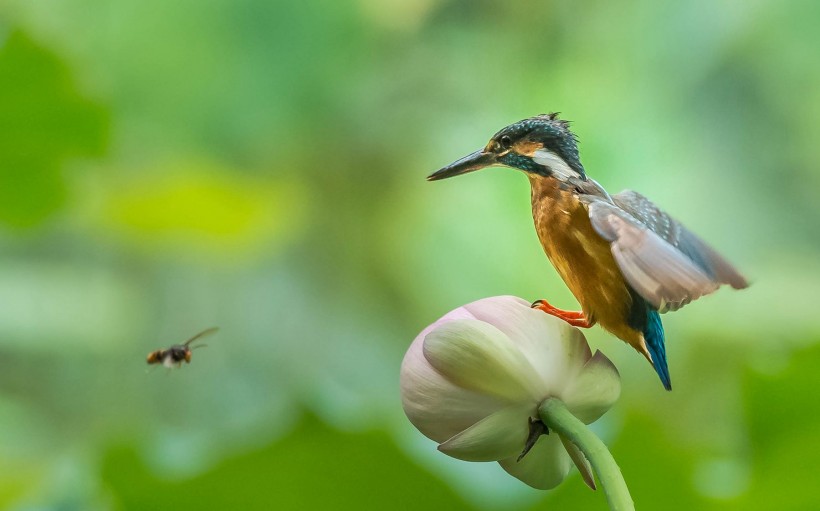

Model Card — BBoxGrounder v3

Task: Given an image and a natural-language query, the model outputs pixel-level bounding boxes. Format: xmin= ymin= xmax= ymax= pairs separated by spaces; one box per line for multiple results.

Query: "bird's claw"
xmin=531 ymin=299 xmax=593 ymax=328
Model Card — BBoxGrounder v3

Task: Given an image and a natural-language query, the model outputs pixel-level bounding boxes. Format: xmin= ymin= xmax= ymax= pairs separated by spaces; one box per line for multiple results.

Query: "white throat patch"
xmin=532 ymin=148 xmax=581 ymax=180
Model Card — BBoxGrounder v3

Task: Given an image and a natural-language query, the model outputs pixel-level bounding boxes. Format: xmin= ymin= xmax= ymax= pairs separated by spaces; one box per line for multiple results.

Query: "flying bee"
xmin=146 ymin=327 xmax=218 ymax=368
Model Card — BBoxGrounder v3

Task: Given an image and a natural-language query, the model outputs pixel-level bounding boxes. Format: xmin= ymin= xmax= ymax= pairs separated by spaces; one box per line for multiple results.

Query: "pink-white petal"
xmin=437 ymin=403 xmax=533 ymax=462
xmin=423 ymin=319 xmax=543 ymax=402
xmin=465 ymin=297 xmax=592 ymax=393
xmin=498 ymin=433 xmax=572 ymax=490
xmin=561 ymin=350 xmax=621 ymax=424
xmin=401 ymin=330 xmax=506 ymax=442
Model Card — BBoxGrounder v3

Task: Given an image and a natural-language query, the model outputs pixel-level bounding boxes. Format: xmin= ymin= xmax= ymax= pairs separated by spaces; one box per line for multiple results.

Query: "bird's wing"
xmin=586 ymin=190 xmax=748 ymax=313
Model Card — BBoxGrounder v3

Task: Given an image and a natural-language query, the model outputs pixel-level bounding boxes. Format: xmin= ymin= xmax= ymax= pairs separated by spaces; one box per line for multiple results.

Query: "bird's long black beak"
xmin=427 ymin=150 xmax=497 ymax=181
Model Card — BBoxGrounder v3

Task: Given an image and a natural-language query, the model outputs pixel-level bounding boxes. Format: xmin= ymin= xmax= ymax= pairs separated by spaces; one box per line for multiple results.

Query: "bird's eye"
xmin=499 ymin=135 xmax=512 ymax=150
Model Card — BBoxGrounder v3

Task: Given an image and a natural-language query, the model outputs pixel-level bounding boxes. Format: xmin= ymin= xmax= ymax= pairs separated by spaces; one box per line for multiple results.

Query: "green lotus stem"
xmin=538 ymin=398 xmax=634 ymax=511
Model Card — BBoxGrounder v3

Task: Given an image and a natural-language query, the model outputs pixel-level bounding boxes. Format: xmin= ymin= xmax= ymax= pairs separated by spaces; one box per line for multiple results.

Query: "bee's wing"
xmin=182 ymin=327 xmax=219 ymax=347
xmin=587 ymin=191 xmax=748 ymax=313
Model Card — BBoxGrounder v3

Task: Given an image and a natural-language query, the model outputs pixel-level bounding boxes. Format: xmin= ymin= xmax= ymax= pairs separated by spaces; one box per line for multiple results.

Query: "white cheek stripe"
xmin=532 ymin=148 xmax=581 ymax=180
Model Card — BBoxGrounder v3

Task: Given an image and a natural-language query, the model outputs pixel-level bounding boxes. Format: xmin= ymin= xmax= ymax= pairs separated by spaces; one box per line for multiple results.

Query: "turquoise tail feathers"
xmin=644 ymin=307 xmax=671 ymax=391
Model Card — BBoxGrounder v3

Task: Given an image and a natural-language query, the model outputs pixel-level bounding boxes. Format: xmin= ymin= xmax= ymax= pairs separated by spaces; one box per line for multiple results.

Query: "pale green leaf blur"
xmin=0 ymin=0 xmax=817 ymax=509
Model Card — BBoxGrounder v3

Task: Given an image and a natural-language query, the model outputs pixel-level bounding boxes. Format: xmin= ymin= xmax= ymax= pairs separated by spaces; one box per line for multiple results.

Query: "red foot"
xmin=531 ymin=300 xmax=593 ymax=328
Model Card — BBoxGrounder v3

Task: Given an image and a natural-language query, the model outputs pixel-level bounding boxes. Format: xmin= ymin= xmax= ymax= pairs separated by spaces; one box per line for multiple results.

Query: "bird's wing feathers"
xmin=612 ymin=191 xmax=748 ymax=290
xmin=586 ymin=190 xmax=748 ymax=313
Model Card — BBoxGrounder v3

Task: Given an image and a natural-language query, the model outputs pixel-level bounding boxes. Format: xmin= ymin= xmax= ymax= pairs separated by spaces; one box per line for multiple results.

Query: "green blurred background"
xmin=0 ymin=0 xmax=818 ymax=509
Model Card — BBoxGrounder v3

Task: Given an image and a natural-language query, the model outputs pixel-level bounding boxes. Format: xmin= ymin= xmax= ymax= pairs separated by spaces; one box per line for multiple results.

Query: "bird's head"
xmin=427 ymin=113 xmax=585 ymax=183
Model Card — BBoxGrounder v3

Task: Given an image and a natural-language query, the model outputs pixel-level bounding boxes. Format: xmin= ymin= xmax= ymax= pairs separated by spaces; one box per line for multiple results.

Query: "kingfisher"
xmin=428 ymin=113 xmax=748 ymax=390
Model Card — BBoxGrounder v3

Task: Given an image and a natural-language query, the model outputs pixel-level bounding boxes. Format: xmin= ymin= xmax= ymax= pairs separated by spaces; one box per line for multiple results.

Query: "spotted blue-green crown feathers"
xmin=492 ymin=113 xmax=585 ymax=178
